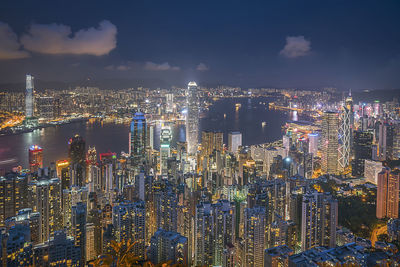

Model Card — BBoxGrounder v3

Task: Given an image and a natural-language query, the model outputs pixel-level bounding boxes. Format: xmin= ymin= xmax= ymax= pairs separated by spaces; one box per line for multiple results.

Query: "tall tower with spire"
xmin=25 ymin=74 xmax=34 ymax=118
xmin=338 ymin=90 xmax=353 ymax=172
xmin=186 ymin=81 xmax=199 ymax=155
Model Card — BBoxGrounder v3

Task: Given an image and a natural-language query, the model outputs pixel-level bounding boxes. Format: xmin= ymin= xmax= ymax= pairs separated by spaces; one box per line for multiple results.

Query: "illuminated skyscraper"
xmin=165 ymin=93 xmax=174 ymax=113
xmin=5 ymin=208 xmax=41 ymax=245
xmin=150 ymin=229 xmax=188 ymax=266
xmin=201 ymin=130 xmax=224 ymax=156
xmin=56 ymin=160 xmax=70 ymax=190
xmin=321 ymin=111 xmax=339 ymax=174
xmin=377 ymin=168 xmax=400 ymax=219
xmin=68 ymin=135 xmax=86 ymax=186
xmin=193 ymin=199 xmax=236 ymax=266
xmin=72 ymin=202 xmax=86 ymax=264
xmin=99 ymin=152 xmax=116 ymax=195
xmin=113 ymin=201 xmax=146 ymax=259
xmin=33 ymin=178 xmax=62 ymax=243
xmin=338 ymin=94 xmax=353 ymax=172
xmin=352 ymin=130 xmax=372 ymax=176
xmin=213 ymin=199 xmax=235 ymax=266
xmin=62 ymin=186 xmax=89 ymax=233
xmin=195 ymin=202 xmax=213 ymax=266
xmin=69 ymin=135 xmax=86 ymax=164
xmin=154 ymin=184 xmax=177 ymax=232
xmin=376 ymin=123 xmax=395 ymax=160
xmin=33 ymin=231 xmax=81 ymax=266
xmin=29 ymin=145 xmax=43 ymax=173
xmin=85 ymin=223 xmax=96 ymax=262
xmin=129 ymin=112 xmax=147 ymax=159
xmin=148 ymin=123 xmax=155 ymax=150
xmin=307 ymin=133 xmax=318 ymax=156
xmin=160 ymin=125 xmax=172 ymax=176
xmin=228 ymin=131 xmax=242 ymax=153
xmin=301 ymin=192 xmax=338 ymax=251
xmin=0 ymin=173 xmax=28 ymax=226
xmin=25 ymin=74 xmax=34 ymax=118
xmin=86 ymin=146 xmax=98 ymax=192
xmin=244 ymin=206 xmax=266 ymax=267
xmin=186 ymin=81 xmax=199 ymax=155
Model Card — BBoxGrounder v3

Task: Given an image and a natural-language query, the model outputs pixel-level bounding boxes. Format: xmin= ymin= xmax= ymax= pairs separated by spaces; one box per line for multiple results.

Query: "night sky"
xmin=0 ymin=0 xmax=400 ymax=90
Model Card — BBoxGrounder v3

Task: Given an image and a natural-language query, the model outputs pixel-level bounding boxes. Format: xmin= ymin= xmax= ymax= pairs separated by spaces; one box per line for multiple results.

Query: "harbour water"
xmin=0 ymin=97 xmax=294 ymax=169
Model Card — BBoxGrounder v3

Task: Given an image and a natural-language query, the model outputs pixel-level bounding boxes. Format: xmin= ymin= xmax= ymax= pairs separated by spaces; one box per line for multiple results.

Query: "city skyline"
xmin=1 ymin=1 xmax=400 ymax=266
xmin=0 ymin=80 xmax=399 ymax=266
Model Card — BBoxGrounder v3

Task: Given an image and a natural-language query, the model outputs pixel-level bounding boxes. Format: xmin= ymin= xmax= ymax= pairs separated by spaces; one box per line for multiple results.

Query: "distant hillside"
xmin=351 ymin=89 xmax=399 ymax=103
xmin=0 ymin=78 xmax=173 ymax=92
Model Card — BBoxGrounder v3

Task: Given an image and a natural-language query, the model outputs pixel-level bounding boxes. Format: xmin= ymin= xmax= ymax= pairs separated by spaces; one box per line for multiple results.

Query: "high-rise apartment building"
xmin=113 ymin=201 xmax=146 ymax=259
xmin=195 ymin=202 xmax=214 ymax=266
xmin=244 ymin=206 xmax=266 ymax=267
xmin=301 ymin=192 xmax=338 ymax=251
xmin=33 ymin=231 xmax=81 ymax=266
xmin=154 ymin=185 xmax=177 ymax=232
xmin=62 ymin=186 xmax=89 ymax=234
xmin=0 ymin=173 xmax=29 ymax=226
xmin=364 ymin=159 xmax=383 ymax=185
xmin=150 ymin=229 xmax=188 ymax=266
xmin=33 ymin=178 xmax=62 ymax=243
xmin=86 ymin=223 xmax=96 ymax=262
xmin=377 ymin=168 xmax=400 ymax=219
xmin=213 ymin=199 xmax=235 ymax=266
xmin=5 ymin=208 xmax=41 ymax=245
xmin=72 ymin=202 xmax=86 ymax=264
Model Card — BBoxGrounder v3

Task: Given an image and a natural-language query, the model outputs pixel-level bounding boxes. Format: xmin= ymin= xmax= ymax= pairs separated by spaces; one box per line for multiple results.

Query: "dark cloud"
xmin=0 ymin=22 xmax=30 ymax=59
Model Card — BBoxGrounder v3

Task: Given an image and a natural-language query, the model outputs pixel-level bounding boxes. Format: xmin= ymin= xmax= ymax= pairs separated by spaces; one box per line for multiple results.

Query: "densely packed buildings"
xmin=0 ymin=79 xmax=400 ymax=266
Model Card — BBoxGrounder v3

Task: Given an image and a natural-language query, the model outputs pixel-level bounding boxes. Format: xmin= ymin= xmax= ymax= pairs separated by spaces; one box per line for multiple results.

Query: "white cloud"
xmin=21 ymin=20 xmax=117 ymax=56
xmin=116 ymin=65 xmax=130 ymax=71
xmin=0 ymin=22 xmax=30 ymax=59
xmin=280 ymin=36 xmax=311 ymax=58
xmin=196 ymin=63 xmax=209 ymax=71
xmin=144 ymin=62 xmax=180 ymax=71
